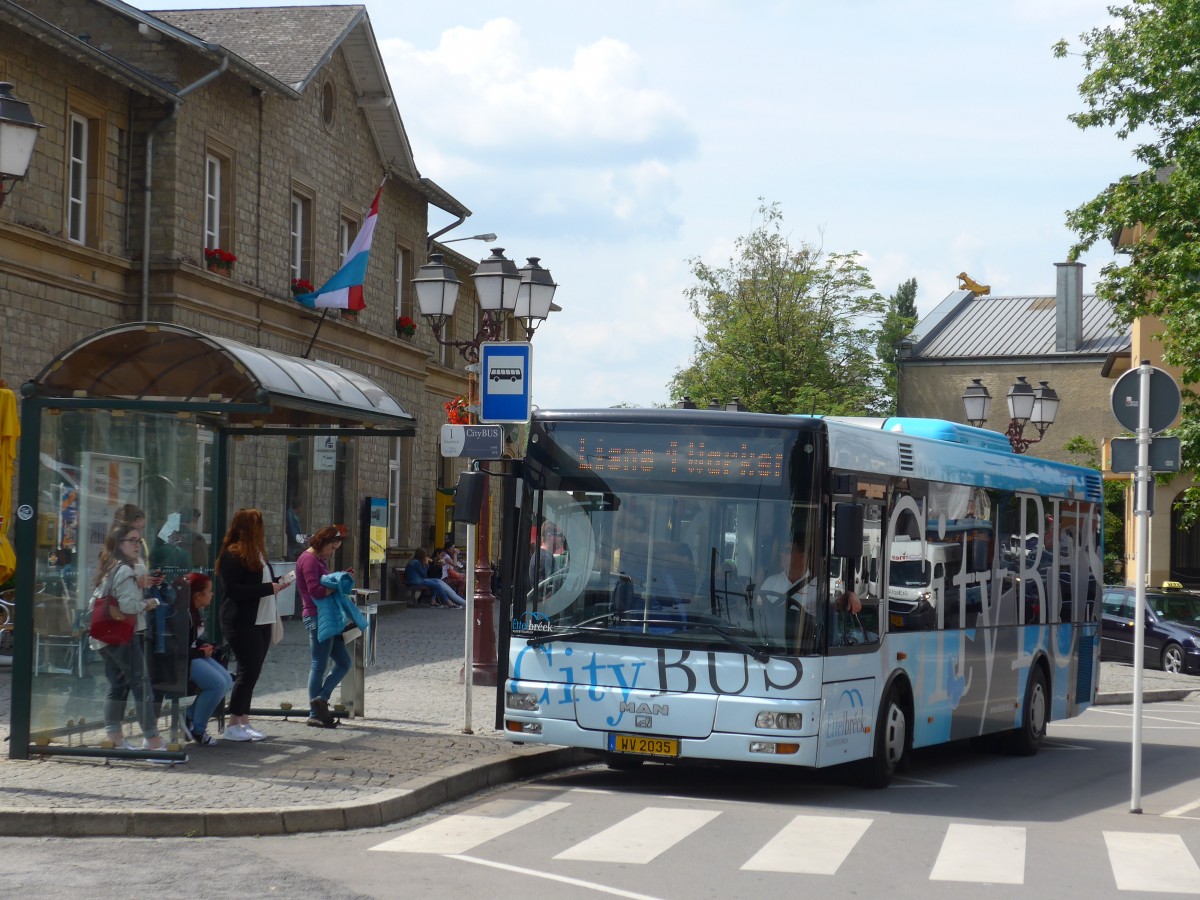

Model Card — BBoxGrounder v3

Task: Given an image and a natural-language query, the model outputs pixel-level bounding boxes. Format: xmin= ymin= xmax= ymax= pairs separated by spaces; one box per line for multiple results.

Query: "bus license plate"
xmin=609 ymin=734 xmax=680 ymax=758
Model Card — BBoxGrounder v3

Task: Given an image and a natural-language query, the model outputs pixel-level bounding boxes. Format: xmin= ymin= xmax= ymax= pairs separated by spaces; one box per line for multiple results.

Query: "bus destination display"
xmin=573 ymin=432 xmax=785 ymax=484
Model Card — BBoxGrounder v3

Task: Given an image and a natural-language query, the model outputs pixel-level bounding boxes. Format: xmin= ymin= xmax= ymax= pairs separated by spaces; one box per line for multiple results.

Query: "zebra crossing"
xmin=369 ymin=795 xmax=1200 ymax=893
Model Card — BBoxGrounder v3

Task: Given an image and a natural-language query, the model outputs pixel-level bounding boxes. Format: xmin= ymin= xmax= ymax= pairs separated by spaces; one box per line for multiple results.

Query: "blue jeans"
xmin=304 ymin=615 xmax=351 ymax=711
xmin=188 ymin=655 xmax=233 ymax=735
xmin=99 ymin=633 xmax=159 ymax=739
xmin=413 ymin=578 xmax=465 ymax=607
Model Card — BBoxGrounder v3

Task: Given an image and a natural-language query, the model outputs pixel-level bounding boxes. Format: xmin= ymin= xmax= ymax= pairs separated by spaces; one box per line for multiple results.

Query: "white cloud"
xmin=381 ymin=20 xmax=695 ymax=164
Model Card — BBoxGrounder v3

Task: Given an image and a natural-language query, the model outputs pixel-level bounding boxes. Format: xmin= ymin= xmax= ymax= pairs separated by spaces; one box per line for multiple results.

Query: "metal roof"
xmin=912 ymin=292 xmax=1129 ymax=360
xmin=26 ymin=323 xmax=415 ymax=432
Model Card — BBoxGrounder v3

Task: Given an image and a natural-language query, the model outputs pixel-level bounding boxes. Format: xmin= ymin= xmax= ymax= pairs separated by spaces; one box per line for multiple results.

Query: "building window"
xmin=321 ymin=80 xmax=336 ymax=130
xmin=66 ymin=113 xmax=89 ymax=244
xmin=203 ymin=149 xmax=233 ymax=255
xmin=290 ymin=190 xmax=313 ymax=281
xmin=395 ymin=245 xmax=413 ymax=320
xmin=338 ymin=214 xmax=360 ymax=319
xmin=339 ymin=216 xmax=359 ymax=264
xmin=387 ymin=437 xmax=408 ymax=548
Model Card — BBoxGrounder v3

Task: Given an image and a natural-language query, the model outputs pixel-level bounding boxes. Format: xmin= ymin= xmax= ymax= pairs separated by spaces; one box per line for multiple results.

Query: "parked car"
xmin=1100 ymin=585 xmax=1200 ymax=675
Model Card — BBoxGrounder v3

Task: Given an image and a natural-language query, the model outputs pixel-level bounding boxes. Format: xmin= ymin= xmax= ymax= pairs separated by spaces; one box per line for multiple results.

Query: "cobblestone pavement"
xmin=0 ymin=606 xmax=1195 ymax=836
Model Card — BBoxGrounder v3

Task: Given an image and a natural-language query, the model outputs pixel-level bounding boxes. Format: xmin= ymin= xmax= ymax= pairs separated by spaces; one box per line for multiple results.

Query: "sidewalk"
xmin=0 ymin=607 xmax=1195 ymax=838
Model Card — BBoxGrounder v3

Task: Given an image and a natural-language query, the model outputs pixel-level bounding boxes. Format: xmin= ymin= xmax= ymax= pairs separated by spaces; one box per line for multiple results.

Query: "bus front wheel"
xmin=1008 ymin=666 xmax=1048 ymax=756
xmin=859 ymin=688 xmax=908 ymax=788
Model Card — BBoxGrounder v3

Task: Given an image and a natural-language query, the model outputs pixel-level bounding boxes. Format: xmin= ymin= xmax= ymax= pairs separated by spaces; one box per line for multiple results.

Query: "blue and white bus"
xmin=500 ymin=408 xmax=1103 ymax=786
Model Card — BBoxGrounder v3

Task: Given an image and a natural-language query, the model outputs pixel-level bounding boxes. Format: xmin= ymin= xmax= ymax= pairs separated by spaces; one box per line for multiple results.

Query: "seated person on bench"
xmin=182 ymin=573 xmax=233 ymax=745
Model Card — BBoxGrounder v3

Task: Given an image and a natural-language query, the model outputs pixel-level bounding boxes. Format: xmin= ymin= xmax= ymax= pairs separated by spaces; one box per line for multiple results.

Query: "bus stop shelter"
xmin=8 ymin=322 xmax=415 ymax=760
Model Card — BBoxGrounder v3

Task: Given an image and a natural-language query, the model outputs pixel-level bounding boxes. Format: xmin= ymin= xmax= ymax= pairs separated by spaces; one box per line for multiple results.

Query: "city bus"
xmin=499 ymin=408 xmax=1103 ymax=787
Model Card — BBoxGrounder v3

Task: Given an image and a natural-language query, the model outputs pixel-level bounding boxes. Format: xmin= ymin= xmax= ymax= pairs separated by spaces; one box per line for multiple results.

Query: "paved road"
xmin=0 ymin=604 xmax=1194 ymax=837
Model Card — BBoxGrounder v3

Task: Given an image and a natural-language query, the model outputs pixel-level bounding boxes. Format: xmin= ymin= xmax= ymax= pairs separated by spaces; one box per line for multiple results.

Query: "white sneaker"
xmin=244 ymin=725 xmax=267 ymax=741
xmin=223 ymin=724 xmax=253 ymax=742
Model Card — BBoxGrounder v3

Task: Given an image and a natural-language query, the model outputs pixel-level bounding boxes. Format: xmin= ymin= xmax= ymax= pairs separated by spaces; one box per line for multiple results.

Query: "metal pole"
xmin=463 ymin=521 xmax=476 ymax=734
xmin=1130 ymin=360 xmax=1151 ymax=814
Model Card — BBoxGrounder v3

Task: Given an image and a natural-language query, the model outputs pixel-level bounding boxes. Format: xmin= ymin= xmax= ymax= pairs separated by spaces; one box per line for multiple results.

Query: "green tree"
xmin=669 ymin=201 xmax=886 ymax=415
xmin=875 ymin=277 xmax=918 ymax=414
xmin=1063 ymin=435 xmax=1127 ymax=582
xmin=1055 ymin=0 xmax=1200 ymax=522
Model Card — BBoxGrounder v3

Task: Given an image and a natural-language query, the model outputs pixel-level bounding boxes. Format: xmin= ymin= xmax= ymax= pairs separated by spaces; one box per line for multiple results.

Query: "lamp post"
xmin=413 ymin=247 xmax=558 ymax=684
xmin=0 ymin=82 xmax=44 ymax=208
xmin=961 ymin=376 xmax=1060 ymax=453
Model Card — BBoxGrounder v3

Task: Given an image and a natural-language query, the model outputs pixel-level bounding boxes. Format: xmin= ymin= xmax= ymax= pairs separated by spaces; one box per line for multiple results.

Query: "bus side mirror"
xmin=834 ymin=504 xmax=864 ymax=558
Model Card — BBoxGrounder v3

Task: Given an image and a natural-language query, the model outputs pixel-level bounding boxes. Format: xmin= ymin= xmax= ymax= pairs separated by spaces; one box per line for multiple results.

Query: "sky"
xmin=140 ymin=0 xmax=1140 ymax=410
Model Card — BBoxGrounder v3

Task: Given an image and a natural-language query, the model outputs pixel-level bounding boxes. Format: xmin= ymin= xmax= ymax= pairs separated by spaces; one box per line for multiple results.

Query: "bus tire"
xmin=860 ymin=687 xmax=908 ymax=788
xmin=1008 ymin=665 xmax=1048 ymax=756
xmin=604 ymin=752 xmax=644 ymax=771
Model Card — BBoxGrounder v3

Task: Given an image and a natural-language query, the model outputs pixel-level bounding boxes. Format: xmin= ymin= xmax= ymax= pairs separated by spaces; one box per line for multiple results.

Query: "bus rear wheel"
xmin=859 ymin=688 xmax=908 ymax=788
xmin=1008 ymin=666 xmax=1048 ymax=756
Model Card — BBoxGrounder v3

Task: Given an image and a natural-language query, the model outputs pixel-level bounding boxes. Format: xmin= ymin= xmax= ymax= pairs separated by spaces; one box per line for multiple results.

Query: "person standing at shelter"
xmin=296 ymin=526 xmax=352 ymax=728
xmin=92 ymin=521 xmax=172 ymax=753
xmin=180 ymin=572 xmax=233 ymax=745
xmin=286 ymin=498 xmax=306 ymax=561
xmin=217 ymin=508 xmax=287 ymax=741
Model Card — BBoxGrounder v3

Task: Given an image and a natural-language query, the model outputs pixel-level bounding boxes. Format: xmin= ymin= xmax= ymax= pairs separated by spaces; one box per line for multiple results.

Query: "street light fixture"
xmin=440 ymin=232 xmax=498 ymax=244
xmin=0 ymin=82 xmax=44 ymax=208
xmin=412 ymin=246 xmax=559 ymax=684
xmin=961 ymin=376 xmax=1060 ymax=453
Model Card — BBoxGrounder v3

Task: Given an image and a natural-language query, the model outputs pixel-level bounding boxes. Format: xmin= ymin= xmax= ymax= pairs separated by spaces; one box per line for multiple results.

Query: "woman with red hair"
xmin=217 ymin=508 xmax=286 ymax=741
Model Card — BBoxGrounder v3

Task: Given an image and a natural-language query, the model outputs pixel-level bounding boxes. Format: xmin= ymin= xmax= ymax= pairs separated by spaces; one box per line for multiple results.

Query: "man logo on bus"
xmin=513 ymin=611 xmax=552 ymax=633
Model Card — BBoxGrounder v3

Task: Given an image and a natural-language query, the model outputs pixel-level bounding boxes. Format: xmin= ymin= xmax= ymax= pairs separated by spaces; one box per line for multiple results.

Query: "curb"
xmin=1093 ymin=688 xmax=1199 ymax=706
xmin=0 ymin=746 xmax=597 ymax=839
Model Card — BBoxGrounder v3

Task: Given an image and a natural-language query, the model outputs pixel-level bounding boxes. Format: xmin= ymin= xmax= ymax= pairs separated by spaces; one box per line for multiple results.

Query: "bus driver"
xmin=757 ymin=539 xmax=861 ymax=647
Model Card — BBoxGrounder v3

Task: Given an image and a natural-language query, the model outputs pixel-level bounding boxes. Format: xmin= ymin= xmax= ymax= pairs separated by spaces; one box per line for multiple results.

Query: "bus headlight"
xmin=755 ymin=711 xmax=803 ymax=729
xmin=506 ymin=691 xmax=540 ymax=712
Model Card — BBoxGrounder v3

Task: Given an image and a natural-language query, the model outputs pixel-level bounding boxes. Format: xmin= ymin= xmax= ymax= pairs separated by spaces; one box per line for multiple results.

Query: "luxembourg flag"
xmin=294 ymin=187 xmax=380 ymax=311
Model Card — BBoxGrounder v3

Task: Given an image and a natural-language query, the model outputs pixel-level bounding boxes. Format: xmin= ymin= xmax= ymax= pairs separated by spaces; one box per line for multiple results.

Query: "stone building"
xmin=0 ymin=0 xmax=484 ymax=584
xmin=895 ymin=262 xmax=1128 ymax=463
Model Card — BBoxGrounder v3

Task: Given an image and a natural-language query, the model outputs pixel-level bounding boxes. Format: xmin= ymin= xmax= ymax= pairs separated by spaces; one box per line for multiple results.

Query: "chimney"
xmin=1055 ymin=261 xmax=1084 ymax=352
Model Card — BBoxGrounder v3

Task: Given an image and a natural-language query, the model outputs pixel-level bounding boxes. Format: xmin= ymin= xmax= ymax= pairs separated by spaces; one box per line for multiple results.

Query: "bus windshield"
xmin=517 ymin=418 xmax=826 ymax=657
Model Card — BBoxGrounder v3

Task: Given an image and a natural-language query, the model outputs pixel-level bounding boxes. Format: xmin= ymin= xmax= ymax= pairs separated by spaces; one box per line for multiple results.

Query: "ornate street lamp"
xmin=0 ymin=82 xmax=44 ymax=208
xmin=962 ymin=376 xmax=1060 ymax=453
xmin=413 ymin=246 xmax=559 ymax=684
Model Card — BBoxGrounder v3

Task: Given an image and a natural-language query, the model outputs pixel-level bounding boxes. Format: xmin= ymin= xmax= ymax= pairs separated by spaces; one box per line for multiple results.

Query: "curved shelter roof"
xmin=26 ymin=323 xmax=414 ymax=434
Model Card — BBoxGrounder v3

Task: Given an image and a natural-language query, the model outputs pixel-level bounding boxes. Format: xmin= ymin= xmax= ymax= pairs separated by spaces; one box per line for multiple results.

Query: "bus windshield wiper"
xmin=682 ymin=622 xmax=771 ymax=664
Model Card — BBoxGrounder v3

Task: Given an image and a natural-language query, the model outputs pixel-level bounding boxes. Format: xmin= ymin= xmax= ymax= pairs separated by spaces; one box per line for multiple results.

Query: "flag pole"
xmin=302 ymin=309 xmax=328 ymax=359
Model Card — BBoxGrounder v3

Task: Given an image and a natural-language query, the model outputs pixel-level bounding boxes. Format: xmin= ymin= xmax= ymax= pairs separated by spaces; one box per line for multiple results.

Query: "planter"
xmin=207 ymin=263 xmax=231 ymax=277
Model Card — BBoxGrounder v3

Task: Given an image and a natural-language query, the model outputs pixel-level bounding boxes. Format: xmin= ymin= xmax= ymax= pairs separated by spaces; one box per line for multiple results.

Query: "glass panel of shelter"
xmin=28 ymin=414 xmax=361 ymax=751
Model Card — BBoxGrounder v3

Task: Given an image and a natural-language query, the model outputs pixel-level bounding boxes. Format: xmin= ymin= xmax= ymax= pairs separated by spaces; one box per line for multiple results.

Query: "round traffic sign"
xmin=1110 ymin=366 xmax=1181 ymax=433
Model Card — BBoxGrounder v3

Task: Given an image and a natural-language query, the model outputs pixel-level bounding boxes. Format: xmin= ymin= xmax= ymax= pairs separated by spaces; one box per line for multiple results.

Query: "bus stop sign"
xmin=479 ymin=341 xmax=532 ymax=424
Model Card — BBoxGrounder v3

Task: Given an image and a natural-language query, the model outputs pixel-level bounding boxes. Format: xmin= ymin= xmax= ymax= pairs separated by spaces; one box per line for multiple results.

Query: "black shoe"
xmin=311 ymin=698 xmax=337 ymax=727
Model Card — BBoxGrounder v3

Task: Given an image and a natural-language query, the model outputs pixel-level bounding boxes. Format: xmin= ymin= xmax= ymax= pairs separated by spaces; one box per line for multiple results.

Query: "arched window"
xmin=1169 ymin=490 xmax=1200 ymax=587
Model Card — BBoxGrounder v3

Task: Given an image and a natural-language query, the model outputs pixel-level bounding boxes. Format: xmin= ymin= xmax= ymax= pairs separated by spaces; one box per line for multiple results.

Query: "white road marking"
xmin=1163 ymin=797 xmax=1200 ymax=819
xmin=929 ymin=824 xmax=1025 ymax=884
xmin=741 ymin=815 xmax=872 ymax=875
xmin=453 ymin=854 xmax=665 ymax=900
xmin=1105 ymin=831 xmax=1200 ymax=893
xmin=369 ymin=800 xmax=569 ymax=854
xmin=553 ymin=807 xmax=720 ymax=864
